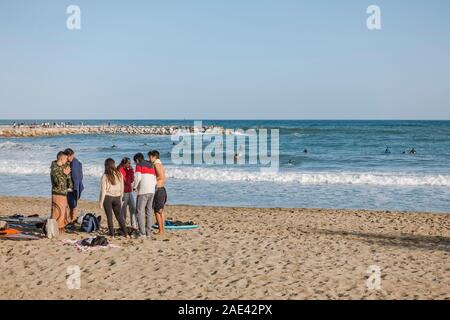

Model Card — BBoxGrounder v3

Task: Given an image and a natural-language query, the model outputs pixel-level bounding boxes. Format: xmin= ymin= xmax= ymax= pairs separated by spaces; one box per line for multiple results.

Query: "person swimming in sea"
xmin=288 ymin=159 xmax=295 ymax=165
xmin=303 ymin=149 xmax=308 ymax=153
xmin=409 ymin=148 xmax=416 ymax=154
xmin=385 ymin=146 xmax=391 ymax=154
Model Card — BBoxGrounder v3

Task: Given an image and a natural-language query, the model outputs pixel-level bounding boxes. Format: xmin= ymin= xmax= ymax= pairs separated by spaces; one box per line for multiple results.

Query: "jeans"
xmin=121 ymin=192 xmax=137 ymax=229
xmin=136 ymin=193 xmax=154 ymax=236
xmin=103 ymin=195 xmax=127 ymax=236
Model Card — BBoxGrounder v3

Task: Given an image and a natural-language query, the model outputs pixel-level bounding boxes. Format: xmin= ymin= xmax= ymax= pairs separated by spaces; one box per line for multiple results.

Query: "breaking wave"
xmin=165 ymin=167 xmax=450 ymax=186
xmin=0 ymin=160 xmax=449 ymax=187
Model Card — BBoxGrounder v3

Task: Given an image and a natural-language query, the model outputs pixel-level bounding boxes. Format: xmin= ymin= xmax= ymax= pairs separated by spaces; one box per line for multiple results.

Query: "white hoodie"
xmin=132 ymin=160 xmax=156 ymax=195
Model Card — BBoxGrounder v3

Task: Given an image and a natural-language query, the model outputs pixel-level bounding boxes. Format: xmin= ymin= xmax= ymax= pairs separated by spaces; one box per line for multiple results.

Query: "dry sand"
xmin=0 ymin=196 xmax=449 ymax=300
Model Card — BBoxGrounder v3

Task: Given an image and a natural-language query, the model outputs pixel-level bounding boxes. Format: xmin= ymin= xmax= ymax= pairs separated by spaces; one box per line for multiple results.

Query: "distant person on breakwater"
xmin=118 ymin=157 xmax=137 ymax=230
xmin=64 ymin=148 xmax=84 ymax=224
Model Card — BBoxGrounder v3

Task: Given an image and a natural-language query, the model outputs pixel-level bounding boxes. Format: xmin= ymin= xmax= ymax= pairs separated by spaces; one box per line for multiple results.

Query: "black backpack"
xmin=80 ymin=213 xmax=100 ymax=233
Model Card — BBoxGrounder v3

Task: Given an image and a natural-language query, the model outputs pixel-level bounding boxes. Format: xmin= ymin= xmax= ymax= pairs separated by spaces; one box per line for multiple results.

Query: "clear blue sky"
xmin=1 ymin=0 xmax=449 ymax=119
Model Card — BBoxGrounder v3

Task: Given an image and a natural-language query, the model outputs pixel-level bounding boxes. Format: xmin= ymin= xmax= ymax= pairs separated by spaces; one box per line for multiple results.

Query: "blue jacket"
xmin=70 ymin=157 xmax=84 ymax=199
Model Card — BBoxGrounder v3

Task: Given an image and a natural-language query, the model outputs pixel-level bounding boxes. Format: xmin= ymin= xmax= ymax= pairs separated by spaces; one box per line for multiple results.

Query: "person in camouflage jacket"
xmin=51 ymin=159 xmax=73 ymax=195
xmin=50 ymin=151 xmax=72 ymax=232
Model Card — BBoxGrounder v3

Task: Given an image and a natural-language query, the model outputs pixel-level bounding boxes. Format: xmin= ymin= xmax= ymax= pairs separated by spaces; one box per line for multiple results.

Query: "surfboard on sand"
xmin=151 ymin=220 xmax=199 ymax=230
xmin=0 ymin=217 xmax=47 ymax=224
xmin=0 ymin=233 xmax=41 ymax=240
xmin=0 ymin=228 xmax=41 ymax=240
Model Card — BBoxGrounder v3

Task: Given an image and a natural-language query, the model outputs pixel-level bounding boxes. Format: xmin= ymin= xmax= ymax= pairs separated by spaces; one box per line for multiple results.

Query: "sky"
xmin=0 ymin=0 xmax=449 ymax=120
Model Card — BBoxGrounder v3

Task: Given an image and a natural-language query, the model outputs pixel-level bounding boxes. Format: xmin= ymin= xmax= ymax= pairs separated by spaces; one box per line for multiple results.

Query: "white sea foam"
xmin=165 ymin=167 xmax=450 ymax=186
xmin=0 ymin=161 xmax=49 ymax=175
xmin=0 ymin=161 xmax=103 ymax=177
xmin=0 ymin=161 xmax=449 ymax=187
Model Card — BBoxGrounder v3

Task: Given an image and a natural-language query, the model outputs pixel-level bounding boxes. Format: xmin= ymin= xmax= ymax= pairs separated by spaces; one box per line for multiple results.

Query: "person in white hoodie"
xmin=132 ymin=153 xmax=157 ymax=237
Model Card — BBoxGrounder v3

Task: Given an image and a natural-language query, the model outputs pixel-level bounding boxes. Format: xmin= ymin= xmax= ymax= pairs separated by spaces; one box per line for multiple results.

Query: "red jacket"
xmin=119 ymin=166 xmax=134 ymax=193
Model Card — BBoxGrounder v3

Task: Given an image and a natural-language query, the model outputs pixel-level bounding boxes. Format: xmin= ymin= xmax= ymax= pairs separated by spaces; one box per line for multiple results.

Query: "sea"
xmin=0 ymin=120 xmax=449 ymax=213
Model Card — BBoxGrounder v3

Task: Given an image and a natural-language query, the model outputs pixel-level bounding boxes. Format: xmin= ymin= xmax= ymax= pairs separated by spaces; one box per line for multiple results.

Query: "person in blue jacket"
xmin=64 ymin=148 xmax=84 ymax=224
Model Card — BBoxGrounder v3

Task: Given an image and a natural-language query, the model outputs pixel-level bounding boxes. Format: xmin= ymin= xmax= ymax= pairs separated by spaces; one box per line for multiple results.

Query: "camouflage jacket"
xmin=50 ymin=161 xmax=73 ymax=195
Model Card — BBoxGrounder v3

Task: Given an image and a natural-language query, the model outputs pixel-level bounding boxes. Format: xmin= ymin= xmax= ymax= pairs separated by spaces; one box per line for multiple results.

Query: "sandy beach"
xmin=0 ymin=196 xmax=448 ymax=300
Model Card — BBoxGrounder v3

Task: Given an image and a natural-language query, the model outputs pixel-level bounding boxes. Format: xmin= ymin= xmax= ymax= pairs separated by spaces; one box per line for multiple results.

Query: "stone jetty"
xmin=0 ymin=124 xmax=227 ymax=138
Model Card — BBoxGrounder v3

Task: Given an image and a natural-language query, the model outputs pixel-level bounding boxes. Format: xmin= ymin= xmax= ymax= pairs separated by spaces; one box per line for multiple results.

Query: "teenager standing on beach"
xmin=50 ymin=151 xmax=72 ymax=233
xmin=99 ymin=158 xmax=127 ymax=237
xmin=64 ymin=148 xmax=84 ymax=224
xmin=133 ymin=153 xmax=156 ymax=238
xmin=118 ymin=157 xmax=137 ymax=229
xmin=148 ymin=150 xmax=167 ymax=235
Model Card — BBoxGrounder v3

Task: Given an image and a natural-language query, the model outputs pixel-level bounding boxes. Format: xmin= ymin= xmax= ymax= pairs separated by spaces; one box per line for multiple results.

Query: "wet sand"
xmin=0 ymin=196 xmax=449 ymax=300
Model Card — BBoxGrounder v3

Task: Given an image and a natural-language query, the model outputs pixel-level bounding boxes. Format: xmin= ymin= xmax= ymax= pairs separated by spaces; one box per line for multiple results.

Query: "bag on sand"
xmin=76 ymin=211 xmax=87 ymax=225
xmin=80 ymin=213 xmax=100 ymax=233
xmin=0 ymin=221 xmax=8 ymax=230
xmin=44 ymin=219 xmax=59 ymax=239
xmin=80 ymin=236 xmax=108 ymax=247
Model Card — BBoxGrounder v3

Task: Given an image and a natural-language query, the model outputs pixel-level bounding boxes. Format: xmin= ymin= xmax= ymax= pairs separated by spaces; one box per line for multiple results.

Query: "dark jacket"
xmin=70 ymin=157 xmax=84 ymax=199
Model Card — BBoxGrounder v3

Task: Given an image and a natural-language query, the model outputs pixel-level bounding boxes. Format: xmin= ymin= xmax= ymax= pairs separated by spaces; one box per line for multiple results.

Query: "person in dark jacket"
xmin=64 ymin=148 xmax=84 ymax=223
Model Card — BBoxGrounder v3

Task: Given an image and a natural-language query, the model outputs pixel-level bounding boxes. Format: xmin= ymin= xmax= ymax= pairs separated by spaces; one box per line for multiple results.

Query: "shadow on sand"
xmin=309 ymin=228 xmax=450 ymax=252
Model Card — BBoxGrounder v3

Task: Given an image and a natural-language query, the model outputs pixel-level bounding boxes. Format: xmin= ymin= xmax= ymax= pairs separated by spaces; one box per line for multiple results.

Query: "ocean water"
xmin=0 ymin=120 xmax=449 ymax=213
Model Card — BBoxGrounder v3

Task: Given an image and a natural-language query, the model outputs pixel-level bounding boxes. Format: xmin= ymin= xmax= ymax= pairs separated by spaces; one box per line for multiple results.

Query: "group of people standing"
xmin=98 ymin=151 xmax=167 ymax=238
xmin=50 ymin=148 xmax=167 ymax=238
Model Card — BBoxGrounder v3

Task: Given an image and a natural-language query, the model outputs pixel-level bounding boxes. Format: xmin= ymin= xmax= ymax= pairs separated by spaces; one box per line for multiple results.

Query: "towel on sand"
xmin=62 ymin=239 xmax=120 ymax=252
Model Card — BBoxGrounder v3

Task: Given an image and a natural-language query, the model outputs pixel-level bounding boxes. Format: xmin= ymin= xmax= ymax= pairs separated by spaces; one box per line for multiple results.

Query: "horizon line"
xmin=1 ymin=118 xmax=450 ymax=121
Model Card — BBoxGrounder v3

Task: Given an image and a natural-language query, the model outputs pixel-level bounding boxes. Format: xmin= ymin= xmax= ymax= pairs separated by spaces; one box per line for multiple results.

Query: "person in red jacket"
xmin=118 ymin=157 xmax=137 ymax=230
